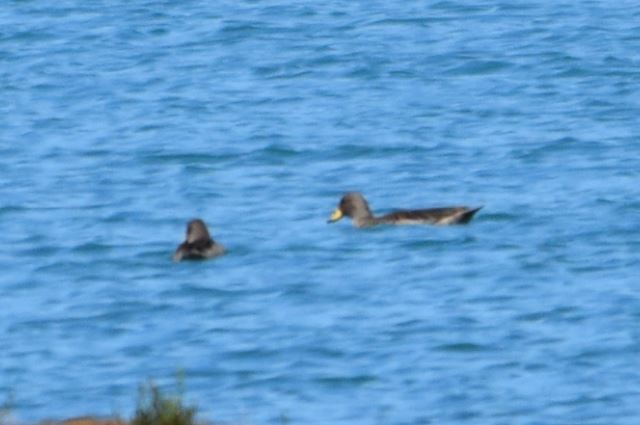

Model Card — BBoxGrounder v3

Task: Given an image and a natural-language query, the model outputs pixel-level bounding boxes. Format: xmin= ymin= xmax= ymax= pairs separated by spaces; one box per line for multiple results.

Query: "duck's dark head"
xmin=186 ymin=218 xmax=212 ymax=243
xmin=328 ymin=192 xmax=373 ymax=223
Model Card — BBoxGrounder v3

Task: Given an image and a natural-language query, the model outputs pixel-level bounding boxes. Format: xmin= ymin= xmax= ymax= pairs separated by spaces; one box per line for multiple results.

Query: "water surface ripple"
xmin=2 ymin=1 xmax=640 ymax=424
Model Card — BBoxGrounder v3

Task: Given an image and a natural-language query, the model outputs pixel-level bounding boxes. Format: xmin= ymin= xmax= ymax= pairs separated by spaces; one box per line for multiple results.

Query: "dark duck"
xmin=328 ymin=192 xmax=482 ymax=228
xmin=173 ymin=219 xmax=225 ymax=261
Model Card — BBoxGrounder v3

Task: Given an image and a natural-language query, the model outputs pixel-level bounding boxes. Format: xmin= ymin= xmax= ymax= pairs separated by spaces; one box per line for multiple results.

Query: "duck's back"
xmin=174 ymin=239 xmax=224 ymax=261
xmin=379 ymin=206 xmax=481 ymax=225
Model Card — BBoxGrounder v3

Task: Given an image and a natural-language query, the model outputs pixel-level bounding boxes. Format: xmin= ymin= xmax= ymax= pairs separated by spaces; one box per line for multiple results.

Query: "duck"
xmin=328 ymin=192 xmax=482 ymax=228
xmin=173 ymin=219 xmax=225 ymax=261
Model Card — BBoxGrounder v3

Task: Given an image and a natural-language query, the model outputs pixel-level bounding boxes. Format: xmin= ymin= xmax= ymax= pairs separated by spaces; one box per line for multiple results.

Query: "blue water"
xmin=2 ymin=1 xmax=640 ymax=423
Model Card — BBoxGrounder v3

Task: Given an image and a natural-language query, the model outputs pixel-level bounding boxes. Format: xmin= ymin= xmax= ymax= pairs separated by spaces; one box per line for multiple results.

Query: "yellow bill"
xmin=328 ymin=208 xmax=343 ymax=223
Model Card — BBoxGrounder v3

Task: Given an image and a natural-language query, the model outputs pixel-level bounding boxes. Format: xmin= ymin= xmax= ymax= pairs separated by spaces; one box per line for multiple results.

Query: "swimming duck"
xmin=173 ymin=219 xmax=225 ymax=261
xmin=328 ymin=192 xmax=482 ymax=228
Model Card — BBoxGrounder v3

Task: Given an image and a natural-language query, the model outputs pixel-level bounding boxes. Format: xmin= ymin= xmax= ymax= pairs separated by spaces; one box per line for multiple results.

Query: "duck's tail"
xmin=458 ymin=206 xmax=483 ymax=224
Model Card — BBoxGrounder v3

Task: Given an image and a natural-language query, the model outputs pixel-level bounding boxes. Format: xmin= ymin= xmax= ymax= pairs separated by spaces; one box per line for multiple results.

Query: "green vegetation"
xmin=131 ymin=381 xmax=199 ymax=425
xmin=1 ymin=379 xmax=238 ymax=425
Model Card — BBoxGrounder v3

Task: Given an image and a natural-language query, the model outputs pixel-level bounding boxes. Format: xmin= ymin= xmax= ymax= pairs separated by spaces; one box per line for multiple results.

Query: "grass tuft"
xmin=131 ymin=381 xmax=198 ymax=425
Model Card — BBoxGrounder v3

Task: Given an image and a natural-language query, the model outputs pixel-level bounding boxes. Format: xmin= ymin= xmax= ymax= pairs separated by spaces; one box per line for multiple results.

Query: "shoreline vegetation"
xmin=2 ymin=382 xmax=212 ymax=425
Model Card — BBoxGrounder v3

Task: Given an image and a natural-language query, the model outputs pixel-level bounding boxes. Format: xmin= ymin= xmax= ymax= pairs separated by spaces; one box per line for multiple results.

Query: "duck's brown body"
xmin=328 ymin=192 xmax=482 ymax=228
xmin=173 ymin=219 xmax=225 ymax=261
